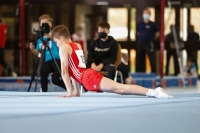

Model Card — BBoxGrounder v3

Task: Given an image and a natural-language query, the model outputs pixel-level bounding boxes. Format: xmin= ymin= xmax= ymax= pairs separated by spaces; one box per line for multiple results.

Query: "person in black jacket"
xmin=186 ymin=25 xmax=199 ymax=73
xmin=165 ymin=25 xmax=183 ymax=76
xmin=87 ymin=21 xmax=118 ymax=80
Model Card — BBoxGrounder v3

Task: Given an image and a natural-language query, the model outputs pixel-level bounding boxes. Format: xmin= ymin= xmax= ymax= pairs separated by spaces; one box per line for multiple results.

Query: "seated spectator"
xmin=179 ymin=57 xmax=197 ymax=77
xmin=117 ymin=52 xmax=133 ymax=84
xmin=87 ymin=21 xmax=118 ymax=80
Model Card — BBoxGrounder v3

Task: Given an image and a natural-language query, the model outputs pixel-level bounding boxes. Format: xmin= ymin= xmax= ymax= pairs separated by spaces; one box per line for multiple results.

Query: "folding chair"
xmin=101 ymin=44 xmax=123 ymax=83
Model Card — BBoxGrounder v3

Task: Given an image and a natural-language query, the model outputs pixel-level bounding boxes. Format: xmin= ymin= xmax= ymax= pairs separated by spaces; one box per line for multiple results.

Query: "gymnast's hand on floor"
xmin=72 ymin=93 xmax=80 ymax=97
xmin=57 ymin=93 xmax=80 ymax=98
xmin=57 ymin=94 xmax=73 ymax=98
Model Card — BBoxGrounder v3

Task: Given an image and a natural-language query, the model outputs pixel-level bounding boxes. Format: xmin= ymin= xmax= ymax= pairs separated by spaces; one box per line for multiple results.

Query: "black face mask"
xmin=98 ymin=32 xmax=107 ymax=39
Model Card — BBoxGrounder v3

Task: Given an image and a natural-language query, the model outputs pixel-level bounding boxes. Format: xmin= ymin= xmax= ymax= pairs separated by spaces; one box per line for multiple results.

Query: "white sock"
xmin=146 ymin=87 xmax=174 ymax=99
xmin=146 ymin=89 xmax=155 ymax=97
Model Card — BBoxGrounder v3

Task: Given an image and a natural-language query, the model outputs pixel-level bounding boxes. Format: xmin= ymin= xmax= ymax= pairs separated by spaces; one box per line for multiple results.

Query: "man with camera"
xmin=29 ymin=14 xmax=66 ymax=92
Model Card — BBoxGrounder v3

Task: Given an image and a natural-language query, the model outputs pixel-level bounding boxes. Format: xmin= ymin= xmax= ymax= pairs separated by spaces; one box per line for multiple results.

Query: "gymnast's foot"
xmin=155 ymin=87 xmax=174 ymax=99
xmin=146 ymin=87 xmax=174 ymax=99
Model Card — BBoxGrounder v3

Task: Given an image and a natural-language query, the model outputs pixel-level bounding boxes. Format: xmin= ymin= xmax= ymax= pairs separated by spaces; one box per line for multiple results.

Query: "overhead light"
xmin=168 ymin=1 xmax=181 ymax=7
xmin=168 ymin=1 xmax=181 ymax=5
xmin=96 ymin=1 xmax=109 ymax=5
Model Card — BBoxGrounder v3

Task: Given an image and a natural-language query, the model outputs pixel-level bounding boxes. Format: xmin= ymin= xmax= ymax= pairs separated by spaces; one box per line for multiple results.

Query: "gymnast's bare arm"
xmin=71 ymin=77 xmax=80 ymax=97
xmin=58 ymin=44 xmax=74 ymax=97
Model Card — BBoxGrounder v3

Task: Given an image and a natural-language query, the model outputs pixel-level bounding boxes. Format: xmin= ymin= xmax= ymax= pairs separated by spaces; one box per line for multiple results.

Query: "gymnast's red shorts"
xmin=81 ymin=68 xmax=103 ymax=92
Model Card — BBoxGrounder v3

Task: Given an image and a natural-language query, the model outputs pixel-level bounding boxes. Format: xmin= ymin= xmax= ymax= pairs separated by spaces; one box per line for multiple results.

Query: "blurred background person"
xmin=87 ymin=21 xmax=118 ymax=80
xmin=72 ymin=26 xmax=87 ymax=59
xmin=29 ymin=14 xmax=66 ymax=92
xmin=179 ymin=57 xmax=197 ymax=77
xmin=186 ymin=25 xmax=199 ymax=73
xmin=165 ymin=25 xmax=184 ymax=76
xmin=136 ymin=8 xmax=159 ymax=73
xmin=117 ymin=52 xmax=133 ymax=84
xmin=0 ymin=16 xmax=17 ymax=77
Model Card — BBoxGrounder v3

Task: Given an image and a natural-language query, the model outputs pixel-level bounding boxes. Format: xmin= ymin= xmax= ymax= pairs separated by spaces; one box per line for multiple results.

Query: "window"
xmin=108 ymin=8 xmax=128 ymax=41
xmin=164 ymin=8 xmax=175 ymax=35
xmin=149 ymin=7 xmax=155 ymax=22
xmin=191 ymin=8 xmax=200 ymax=74
xmin=130 ymin=49 xmax=136 ymax=73
xmin=75 ymin=5 xmax=93 ymax=40
xmin=130 ymin=8 xmax=136 ymax=41
xmin=180 ymin=8 xmax=188 ymax=41
xmin=190 ymin=8 xmax=200 ymax=36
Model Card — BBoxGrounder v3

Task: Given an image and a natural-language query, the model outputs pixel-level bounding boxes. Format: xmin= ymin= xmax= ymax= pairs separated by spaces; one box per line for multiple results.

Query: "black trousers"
xmin=40 ymin=60 xmax=66 ymax=92
xmin=165 ymin=50 xmax=180 ymax=76
xmin=103 ymin=63 xmax=116 ymax=80
xmin=117 ymin=62 xmax=129 ymax=81
xmin=136 ymin=42 xmax=156 ymax=73
xmin=0 ymin=48 xmax=12 ymax=75
xmin=186 ymin=49 xmax=198 ymax=73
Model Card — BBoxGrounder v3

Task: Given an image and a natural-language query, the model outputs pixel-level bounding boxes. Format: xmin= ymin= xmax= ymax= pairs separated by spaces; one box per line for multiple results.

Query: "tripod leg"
xmin=27 ymin=54 xmax=41 ymax=92
xmin=49 ymin=73 xmax=54 ymax=92
xmin=172 ymin=25 xmax=185 ymax=88
xmin=34 ymin=77 xmax=39 ymax=92
xmin=46 ymin=46 xmax=61 ymax=74
xmin=34 ymin=48 xmax=45 ymax=92
xmin=46 ymin=45 xmax=66 ymax=90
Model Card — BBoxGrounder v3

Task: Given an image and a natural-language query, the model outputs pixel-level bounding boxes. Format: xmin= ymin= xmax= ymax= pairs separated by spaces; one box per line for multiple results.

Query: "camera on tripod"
xmin=28 ymin=23 xmax=62 ymax=92
xmin=33 ymin=23 xmax=51 ymax=40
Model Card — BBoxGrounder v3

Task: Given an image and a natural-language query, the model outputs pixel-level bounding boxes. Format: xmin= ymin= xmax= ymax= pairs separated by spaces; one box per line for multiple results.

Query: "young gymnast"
xmin=51 ymin=25 xmax=173 ymax=99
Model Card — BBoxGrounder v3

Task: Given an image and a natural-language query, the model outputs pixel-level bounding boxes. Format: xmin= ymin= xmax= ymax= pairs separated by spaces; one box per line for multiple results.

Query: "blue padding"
xmin=0 ymin=76 xmax=197 ymax=92
xmin=132 ymin=78 xmax=143 ymax=86
xmin=0 ymin=76 xmax=31 ymax=83
xmin=130 ymin=75 xmax=197 ymax=88
xmin=0 ymin=76 xmax=64 ymax=92
xmin=143 ymin=78 xmax=158 ymax=88
xmin=130 ymin=73 xmax=156 ymax=78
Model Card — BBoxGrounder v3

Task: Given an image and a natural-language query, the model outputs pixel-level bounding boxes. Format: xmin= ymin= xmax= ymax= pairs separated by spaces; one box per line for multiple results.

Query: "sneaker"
xmin=155 ymin=87 xmax=174 ymax=99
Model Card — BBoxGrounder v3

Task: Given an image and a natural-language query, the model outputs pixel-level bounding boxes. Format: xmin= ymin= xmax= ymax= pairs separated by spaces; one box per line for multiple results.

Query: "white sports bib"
xmin=74 ymin=50 xmax=86 ymax=68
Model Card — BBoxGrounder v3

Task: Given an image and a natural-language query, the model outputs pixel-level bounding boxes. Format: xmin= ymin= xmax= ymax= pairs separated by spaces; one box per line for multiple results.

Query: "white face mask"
xmin=143 ymin=14 xmax=150 ymax=20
